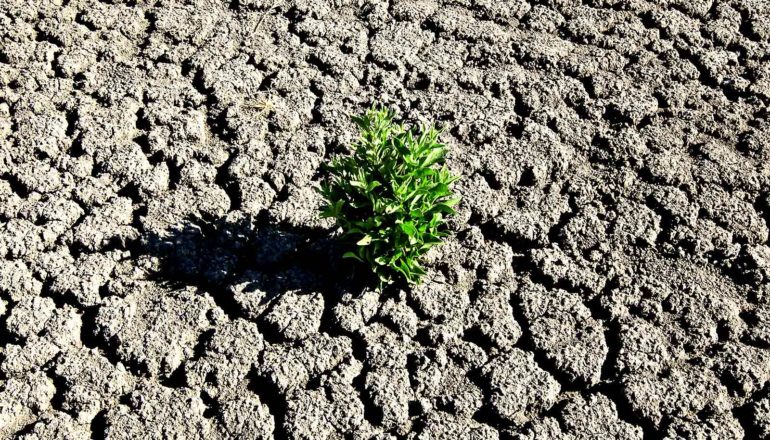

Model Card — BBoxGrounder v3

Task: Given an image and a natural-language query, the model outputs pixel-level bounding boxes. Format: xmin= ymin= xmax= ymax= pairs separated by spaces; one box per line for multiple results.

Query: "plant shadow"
xmin=136 ymin=213 xmax=372 ymax=320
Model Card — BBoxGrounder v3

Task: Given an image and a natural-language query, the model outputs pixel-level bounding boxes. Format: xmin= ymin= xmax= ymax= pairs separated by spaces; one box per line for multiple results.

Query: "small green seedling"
xmin=318 ymin=107 xmax=460 ymax=286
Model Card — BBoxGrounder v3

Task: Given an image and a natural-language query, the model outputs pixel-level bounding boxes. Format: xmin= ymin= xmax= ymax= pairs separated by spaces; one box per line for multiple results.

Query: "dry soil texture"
xmin=1 ymin=0 xmax=770 ymax=439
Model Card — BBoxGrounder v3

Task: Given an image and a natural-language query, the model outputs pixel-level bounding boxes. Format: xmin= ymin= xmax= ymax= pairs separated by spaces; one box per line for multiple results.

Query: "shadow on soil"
xmin=136 ymin=213 xmax=371 ymax=320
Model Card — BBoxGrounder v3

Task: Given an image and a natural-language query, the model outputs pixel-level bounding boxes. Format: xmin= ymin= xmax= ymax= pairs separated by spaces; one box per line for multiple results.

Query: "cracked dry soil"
xmin=1 ymin=0 xmax=770 ymax=438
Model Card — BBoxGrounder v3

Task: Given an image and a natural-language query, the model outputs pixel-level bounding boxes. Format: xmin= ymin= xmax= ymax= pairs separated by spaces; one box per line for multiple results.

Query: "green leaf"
xmin=343 ymin=251 xmax=363 ymax=262
xmin=382 ymin=203 xmax=398 ymax=214
xmin=441 ymin=197 xmax=461 ymax=207
xmin=434 ymin=203 xmax=457 ymax=215
xmin=399 ymin=221 xmax=417 ymax=237
xmin=367 ymin=180 xmax=382 ymax=192
xmin=356 ymin=235 xmax=373 ymax=246
xmin=421 ymin=147 xmax=445 ymax=167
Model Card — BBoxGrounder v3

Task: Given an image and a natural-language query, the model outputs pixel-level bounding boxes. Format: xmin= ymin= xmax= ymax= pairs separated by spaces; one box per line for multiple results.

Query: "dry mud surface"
xmin=1 ymin=0 xmax=770 ymax=438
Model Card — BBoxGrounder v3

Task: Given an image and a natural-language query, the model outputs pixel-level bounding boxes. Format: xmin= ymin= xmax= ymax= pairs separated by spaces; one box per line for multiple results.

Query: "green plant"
xmin=318 ymin=107 xmax=460 ymax=286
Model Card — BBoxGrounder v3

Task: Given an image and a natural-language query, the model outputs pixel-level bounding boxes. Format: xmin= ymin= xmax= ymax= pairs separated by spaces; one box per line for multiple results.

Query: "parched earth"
xmin=1 ymin=0 xmax=769 ymax=438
